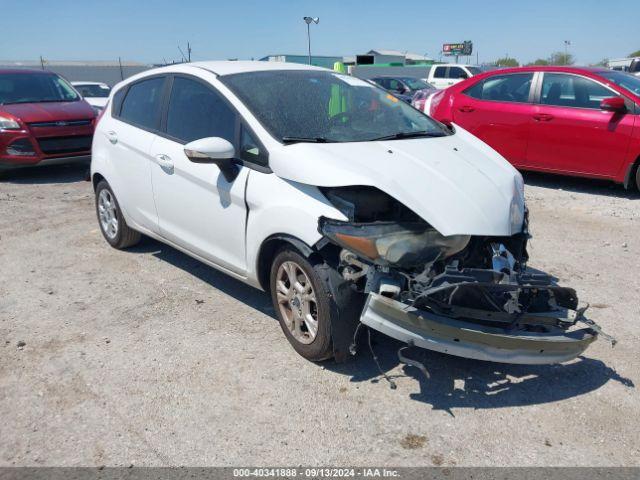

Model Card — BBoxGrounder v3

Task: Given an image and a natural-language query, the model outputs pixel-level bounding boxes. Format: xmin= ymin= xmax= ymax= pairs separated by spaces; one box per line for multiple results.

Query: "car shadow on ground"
xmin=126 ymin=238 xmax=633 ymax=413
xmin=128 ymin=236 xmax=275 ymax=316
xmin=328 ymin=331 xmax=634 ymax=413
xmin=0 ymin=163 xmax=89 ymax=185
xmin=522 ymin=171 xmax=638 ymax=199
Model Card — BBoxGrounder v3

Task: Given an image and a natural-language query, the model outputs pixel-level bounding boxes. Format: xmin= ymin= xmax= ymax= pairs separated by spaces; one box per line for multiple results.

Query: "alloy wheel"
xmin=275 ymin=261 xmax=319 ymax=345
xmin=98 ymin=189 xmax=118 ymax=240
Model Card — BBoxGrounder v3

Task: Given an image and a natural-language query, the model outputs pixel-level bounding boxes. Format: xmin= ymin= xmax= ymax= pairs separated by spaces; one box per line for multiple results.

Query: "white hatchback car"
xmin=91 ymin=61 xmax=604 ymax=365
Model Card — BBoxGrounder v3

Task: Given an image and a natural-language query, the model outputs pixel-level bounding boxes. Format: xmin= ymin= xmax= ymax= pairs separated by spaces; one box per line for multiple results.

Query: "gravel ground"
xmin=0 ymin=164 xmax=638 ymax=467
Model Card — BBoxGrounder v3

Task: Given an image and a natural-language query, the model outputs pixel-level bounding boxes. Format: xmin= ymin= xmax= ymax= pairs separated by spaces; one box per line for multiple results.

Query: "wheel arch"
xmin=623 ymin=155 xmax=640 ymax=190
xmin=256 ymin=234 xmax=317 ymax=291
xmin=92 ymin=172 xmax=106 ymax=191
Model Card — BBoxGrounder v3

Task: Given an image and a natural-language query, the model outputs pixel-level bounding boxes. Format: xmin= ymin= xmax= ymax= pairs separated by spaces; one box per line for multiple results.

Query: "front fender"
xmin=244 ymin=172 xmax=347 ymax=286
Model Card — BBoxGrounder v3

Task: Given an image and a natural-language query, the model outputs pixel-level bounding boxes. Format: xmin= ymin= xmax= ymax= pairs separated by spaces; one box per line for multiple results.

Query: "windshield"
xmin=0 ymin=73 xmax=80 ymax=104
xmin=74 ymin=84 xmax=110 ymax=98
xmin=599 ymin=71 xmax=640 ymax=96
xmin=220 ymin=71 xmax=449 ymax=143
xmin=400 ymin=77 xmax=431 ymax=91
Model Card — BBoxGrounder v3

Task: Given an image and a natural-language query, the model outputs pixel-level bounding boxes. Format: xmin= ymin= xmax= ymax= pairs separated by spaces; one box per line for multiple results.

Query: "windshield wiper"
xmin=282 ymin=136 xmax=333 ymax=144
xmin=368 ymin=130 xmax=446 ymax=141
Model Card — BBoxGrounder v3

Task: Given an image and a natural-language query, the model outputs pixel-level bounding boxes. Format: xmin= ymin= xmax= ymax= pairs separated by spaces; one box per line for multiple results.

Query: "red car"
xmin=0 ymin=69 xmax=96 ymax=171
xmin=428 ymin=66 xmax=640 ymax=190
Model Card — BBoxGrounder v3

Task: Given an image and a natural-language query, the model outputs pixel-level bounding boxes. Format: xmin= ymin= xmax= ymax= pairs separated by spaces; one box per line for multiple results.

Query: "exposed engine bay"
xmin=318 ymin=186 xmax=614 ymax=365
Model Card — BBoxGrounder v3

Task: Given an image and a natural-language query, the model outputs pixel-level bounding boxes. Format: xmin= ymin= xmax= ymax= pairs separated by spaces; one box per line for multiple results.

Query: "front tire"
xmin=270 ymin=248 xmax=334 ymax=361
xmin=95 ymin=180 xmax=141 ymax=249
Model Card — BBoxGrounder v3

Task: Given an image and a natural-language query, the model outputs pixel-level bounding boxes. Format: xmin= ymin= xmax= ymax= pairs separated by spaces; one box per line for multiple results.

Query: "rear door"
xmin=149 ymin=74 xmax=256 ymax=274
xmin=526 ymin=72 xmax=634 ymax=177
xmin=451 ymin=72 xmax=535 ymax=167
xmin=430 ymin=66 xmax=449 ymax=89
xmin=106 ymin=75 xmax=167 ymax=233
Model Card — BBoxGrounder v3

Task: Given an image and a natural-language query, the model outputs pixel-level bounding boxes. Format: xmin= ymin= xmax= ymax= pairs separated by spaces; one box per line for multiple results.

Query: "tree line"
xmin=493 ymin=49 xmax=640 ymax=68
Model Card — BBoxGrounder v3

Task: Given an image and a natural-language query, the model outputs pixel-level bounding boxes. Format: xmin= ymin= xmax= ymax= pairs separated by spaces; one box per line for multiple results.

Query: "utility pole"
xmin=187 ymin=42 xmax=191 ymax=62
xmin=178 ymin=45 xmax=187 ymax=63
xmin=118 ymin=57 xmax=124 ymax=80
xmin=39 ymin=55 xmax=45 ymax=70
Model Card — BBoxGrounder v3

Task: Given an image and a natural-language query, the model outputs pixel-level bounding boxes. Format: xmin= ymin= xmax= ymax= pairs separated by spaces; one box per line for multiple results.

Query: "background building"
xmin=259 ymin=54 xmax=343 ymax=69
xmin=0 ymin=60 xmax=151 ymax=86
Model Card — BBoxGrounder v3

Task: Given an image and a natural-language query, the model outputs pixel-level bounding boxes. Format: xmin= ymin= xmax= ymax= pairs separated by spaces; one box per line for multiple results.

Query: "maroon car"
xmin=0 ymin=69 xmax=96 ymax=171
xmin=428 ymin=66 xmax=640 ymax=190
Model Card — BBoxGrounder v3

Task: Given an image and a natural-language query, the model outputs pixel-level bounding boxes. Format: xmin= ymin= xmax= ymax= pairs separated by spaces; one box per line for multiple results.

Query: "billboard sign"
xmin=443 ymin=41 xmax=473 ymax=56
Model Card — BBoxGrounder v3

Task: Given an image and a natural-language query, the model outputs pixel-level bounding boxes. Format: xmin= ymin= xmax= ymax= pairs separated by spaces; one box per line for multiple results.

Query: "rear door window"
xmin=433 ymin=66 xmax=447 ymax=78
xmin=165 ymin=76 xmax=237 ymax=144
xmin=119 ymin=77 xmax=165 ymax=130
xmin=464 ymin=73 xmax=534 ymax=103
xmin=540 ymin=73 xmax=616 ymax=109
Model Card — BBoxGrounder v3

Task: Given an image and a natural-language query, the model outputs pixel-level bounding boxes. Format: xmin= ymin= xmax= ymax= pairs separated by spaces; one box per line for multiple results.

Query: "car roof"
xmin=191 ymin=60 xmax=328 ymax=76
xmin=480 ymin=65 xmax=610 ymax=76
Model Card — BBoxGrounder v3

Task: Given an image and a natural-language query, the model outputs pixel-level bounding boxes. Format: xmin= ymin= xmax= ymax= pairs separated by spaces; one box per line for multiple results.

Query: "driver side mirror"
xmin=600 ymin=97 xmax=626 ymax=113
xmin=184 ymin=137 xmax=239 ymax=181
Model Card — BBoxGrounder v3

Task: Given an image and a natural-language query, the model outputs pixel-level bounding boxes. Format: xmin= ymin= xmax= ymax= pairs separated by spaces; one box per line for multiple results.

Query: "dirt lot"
xmin=1 ymin=163 xmax=638 ymax=467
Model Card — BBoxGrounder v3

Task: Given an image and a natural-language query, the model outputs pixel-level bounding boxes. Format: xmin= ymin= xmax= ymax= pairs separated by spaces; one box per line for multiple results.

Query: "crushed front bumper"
xmin=360 ymin=293 xmax=598 ymax=364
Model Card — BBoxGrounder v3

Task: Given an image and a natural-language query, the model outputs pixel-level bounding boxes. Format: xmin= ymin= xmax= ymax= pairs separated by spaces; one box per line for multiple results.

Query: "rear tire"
xmin=95 ymin=180 xmax=141 ymax=249
xmin=636 ymin=165 xmax=640 ymax=192
xmin=270 ymin=248 xmax=334 ymax=361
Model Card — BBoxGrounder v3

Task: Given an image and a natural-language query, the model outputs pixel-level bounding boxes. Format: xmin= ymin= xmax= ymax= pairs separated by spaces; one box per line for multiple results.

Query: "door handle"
xmin=533 ymin=113 xmax=554 ymax=122
xmin=106 ymin=130 xmax=118 ymax=144
xmin=155 ymin=154 xmax=174 ymax=172
xmin=458 ymin=106 xmax=475 ymax=113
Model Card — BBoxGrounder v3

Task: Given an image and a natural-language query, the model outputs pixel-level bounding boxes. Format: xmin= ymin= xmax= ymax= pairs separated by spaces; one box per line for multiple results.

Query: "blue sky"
xmin=2 ymin=0 xmax=638 ymax=65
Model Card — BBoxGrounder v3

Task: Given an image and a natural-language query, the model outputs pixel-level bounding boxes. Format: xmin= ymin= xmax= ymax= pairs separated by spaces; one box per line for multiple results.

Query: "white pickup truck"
xmin=424 ymin=64 xmax=483 ymax=89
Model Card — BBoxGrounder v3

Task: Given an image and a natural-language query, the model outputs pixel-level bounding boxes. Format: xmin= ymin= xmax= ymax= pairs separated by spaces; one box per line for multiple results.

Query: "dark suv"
xmin=370 ymin=76 xmax=436 ymax=103
xmin=0 ymin=69 xmax=96 ymax=171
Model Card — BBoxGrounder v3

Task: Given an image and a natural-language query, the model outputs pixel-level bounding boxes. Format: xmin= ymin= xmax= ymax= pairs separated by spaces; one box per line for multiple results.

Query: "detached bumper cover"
xmin=360 ymin=293 xmax=597 ymax=364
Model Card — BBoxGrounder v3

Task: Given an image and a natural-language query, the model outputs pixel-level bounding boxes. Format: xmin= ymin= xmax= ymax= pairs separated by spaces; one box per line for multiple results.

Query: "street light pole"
xmin=303 ymin=17 xmax=319 ymax=65
xmin=564 ymin=40 xmax=571 ymax=65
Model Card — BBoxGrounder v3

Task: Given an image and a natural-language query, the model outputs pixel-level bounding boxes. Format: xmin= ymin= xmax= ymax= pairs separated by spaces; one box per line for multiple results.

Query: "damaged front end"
xmin=318 ymin=186 xmax=612 ymax=365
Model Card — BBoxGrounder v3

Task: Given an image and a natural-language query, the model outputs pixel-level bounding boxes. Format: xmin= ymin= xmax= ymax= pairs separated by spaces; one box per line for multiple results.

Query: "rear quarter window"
xmin=118 ymin=77 xmax=166 ymax=130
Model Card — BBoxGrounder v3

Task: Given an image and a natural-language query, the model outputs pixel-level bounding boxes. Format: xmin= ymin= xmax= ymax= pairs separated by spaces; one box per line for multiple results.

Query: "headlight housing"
xmin=510 ymin=174 xmax=526 ymax=235
xmin=319 ymin=218 xmax=470 ymax=268
xmin=0 ymin=115 xmax=21 ymax=131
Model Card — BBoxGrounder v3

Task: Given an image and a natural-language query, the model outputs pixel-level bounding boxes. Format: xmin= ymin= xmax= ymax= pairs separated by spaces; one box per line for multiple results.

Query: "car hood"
xmin=0 ymin=100 xmax=95 ymax=123
xmin=83 ymin=97 xmax=109 ymax=108
xmin=269 ymin=125 xmax=524 ymax=237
